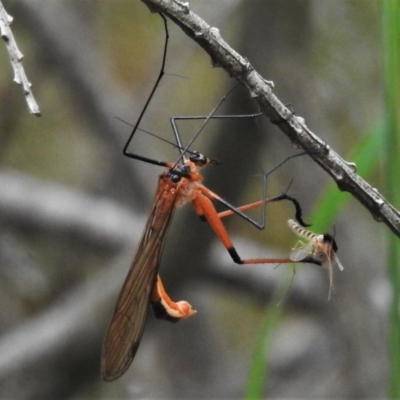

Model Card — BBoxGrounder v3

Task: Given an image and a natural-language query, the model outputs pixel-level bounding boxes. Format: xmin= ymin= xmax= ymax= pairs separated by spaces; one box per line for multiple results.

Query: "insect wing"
xmin=101 ymin=177 xmax=177 ymax=381
xmin=333 ymin=254 xmax=344 ymax=271
xmin=289 ymin=242 xmax=315 ymax=262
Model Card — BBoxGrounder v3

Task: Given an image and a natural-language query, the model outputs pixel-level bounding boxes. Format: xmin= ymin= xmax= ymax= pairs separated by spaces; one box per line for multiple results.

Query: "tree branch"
xmin=140 ymin=0 xmax=400 ymax=238
xmin=0 ymin=0 xmax=40 ymax=115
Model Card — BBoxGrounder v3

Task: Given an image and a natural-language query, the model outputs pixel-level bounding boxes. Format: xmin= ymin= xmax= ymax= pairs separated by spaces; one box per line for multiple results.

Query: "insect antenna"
xmin=115 ymin=116 xmax=199 ymax=157
xmin=171 ymin=84 xmax=242 ymax=165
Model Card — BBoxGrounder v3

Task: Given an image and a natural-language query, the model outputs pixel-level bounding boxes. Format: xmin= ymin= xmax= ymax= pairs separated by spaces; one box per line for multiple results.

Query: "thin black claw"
xmin=284 ymin=194 xmax=312 ymax=227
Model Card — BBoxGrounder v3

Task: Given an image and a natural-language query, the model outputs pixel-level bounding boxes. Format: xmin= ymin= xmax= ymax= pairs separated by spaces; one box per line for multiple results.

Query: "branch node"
xmin=345 ymin=161 xmax=357 ymax=173
xmin=209 ymin=26 xmax=220 ymax=38
xmin=375 ymin=197 xmax=385 ymax=210
xmin=173 ymin=0 xmax=190 ymax=14
xmin=262 ymin=77 xmax=274 ymax=89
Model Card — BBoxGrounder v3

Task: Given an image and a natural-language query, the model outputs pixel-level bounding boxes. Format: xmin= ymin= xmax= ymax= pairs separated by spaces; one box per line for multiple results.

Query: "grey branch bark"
xmin=0 ymin=0 xmax=40 ymax=116
xmin=141 ymin=0 xmax=400 ymax=238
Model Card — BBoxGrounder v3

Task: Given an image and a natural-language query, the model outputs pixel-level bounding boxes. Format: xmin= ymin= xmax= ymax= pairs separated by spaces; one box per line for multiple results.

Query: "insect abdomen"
xmin=288 ymin=219 xmax=316 ymax=240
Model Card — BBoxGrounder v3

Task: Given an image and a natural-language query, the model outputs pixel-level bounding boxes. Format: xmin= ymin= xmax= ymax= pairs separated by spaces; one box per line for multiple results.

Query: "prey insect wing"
xmin=101 ymin=175 xmax=178 ymax=381
xmin=290 ymin=242 xmax=315 ymax=262
xmin=334 ymin=255 xmax=344 ymax=271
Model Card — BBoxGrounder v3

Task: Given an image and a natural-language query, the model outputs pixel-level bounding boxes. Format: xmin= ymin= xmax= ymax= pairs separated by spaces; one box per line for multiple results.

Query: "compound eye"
xmin=323 ymin=234 xmax=338 ymax=253
xmin=179 ymin=165 xmax=190 ymax=175
xmin=168 ymin=164 xmax=190 ymax=183
xmin=170 ymin=174 xmax=181 ymax=183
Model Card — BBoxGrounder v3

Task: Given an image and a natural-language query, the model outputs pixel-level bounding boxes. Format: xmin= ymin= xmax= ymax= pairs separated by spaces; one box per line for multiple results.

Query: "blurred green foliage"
xmin=382 ymin=0 xmax=400 ymax=398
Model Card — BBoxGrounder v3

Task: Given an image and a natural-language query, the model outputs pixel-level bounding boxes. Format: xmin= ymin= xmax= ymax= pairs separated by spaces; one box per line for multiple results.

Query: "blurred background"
xmin=0 ymin=0 xmax=392 ymax=399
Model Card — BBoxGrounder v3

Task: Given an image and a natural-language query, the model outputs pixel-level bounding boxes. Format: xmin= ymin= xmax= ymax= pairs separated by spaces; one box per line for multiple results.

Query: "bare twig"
xmin=0 ymin=0 xmax=40 ymax=116
xmin=140 ymin=0 xmax=400 ymax=239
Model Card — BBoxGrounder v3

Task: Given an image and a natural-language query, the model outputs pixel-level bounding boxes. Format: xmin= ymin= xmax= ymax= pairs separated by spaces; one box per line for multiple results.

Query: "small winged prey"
xmin=288 ymin=219 xmax=344 ymax=299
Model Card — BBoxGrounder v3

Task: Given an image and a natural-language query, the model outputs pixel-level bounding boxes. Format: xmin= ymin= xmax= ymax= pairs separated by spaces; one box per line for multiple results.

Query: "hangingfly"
xmin=101 ymin=13 xmax=311 ymax=381
xmin=288 ymin=219 xmax=344 ymax=299
xmin=101 ymin=152 xmax=310 ymax=381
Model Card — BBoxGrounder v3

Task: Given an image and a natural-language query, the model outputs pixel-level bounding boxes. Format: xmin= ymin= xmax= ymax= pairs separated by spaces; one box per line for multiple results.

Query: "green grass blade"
xmin=309 ymin=125 xmax=382 ymax=233
xmin=244 ymin=268 xmax=294 ymax=400
xmin=244 ymin=304 xmax=282 ymax=400
xmin=382 ymin=0 xmax=400 ymax=398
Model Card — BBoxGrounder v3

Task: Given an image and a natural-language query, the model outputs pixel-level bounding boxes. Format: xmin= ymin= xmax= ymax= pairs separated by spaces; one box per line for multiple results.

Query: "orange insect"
xmin=101 ymin=154 xmax=310 ymax=381
xmin=288 ymin=219 xmax=344 ymax=299
xmin=101 ymin=14 xmax=310 ymax=381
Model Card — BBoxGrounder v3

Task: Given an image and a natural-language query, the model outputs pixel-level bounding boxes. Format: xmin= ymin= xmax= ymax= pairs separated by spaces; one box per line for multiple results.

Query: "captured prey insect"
xmin=101 ymin=14 xmax=310 ymax=381
xmin=288 ymin=219 xmax=344 ymax=299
